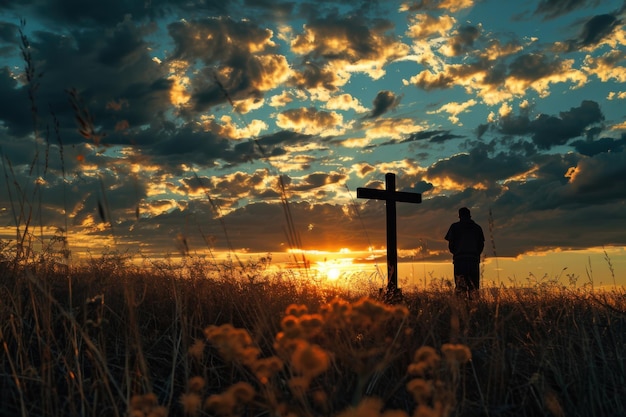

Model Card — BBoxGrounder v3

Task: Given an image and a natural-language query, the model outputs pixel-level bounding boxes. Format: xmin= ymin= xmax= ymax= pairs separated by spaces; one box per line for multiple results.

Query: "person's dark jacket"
xmin=445 ymin=218 xmax=485 ymax=263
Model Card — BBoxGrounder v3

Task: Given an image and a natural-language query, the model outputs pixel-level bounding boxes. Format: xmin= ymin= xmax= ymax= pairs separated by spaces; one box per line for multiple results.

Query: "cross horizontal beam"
xmin=356 ymin=188 xmax=422 ymax=204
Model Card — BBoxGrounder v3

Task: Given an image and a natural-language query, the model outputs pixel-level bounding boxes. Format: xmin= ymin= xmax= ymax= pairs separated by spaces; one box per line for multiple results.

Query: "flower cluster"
xmin=204 ymin=382 xmax=256 ymax=416
xmin=128 ymin=393 xmax=167 ymax=417
xmin=335 ymin=397 xmax=409 ymax=417
xmin=187 ymin=297 xmax=470 ymax=417
xmin=406 ymin=344 xmax=472 ymax=417
xmin=204 ymin=323 xmax=284 ymax=383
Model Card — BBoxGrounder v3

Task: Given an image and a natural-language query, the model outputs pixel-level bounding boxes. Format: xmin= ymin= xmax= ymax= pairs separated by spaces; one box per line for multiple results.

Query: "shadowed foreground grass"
xmin=1 ymin=255 xmax=625 ymax=417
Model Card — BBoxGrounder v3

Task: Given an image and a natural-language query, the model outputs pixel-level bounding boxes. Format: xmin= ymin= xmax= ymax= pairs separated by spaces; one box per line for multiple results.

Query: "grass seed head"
xmin=441 ymin=343 xmax=471 ymax=364
xmin=204 ymin=393 xmax=235 ymax=416
xmin=335 ymin=397 xmax=407 ymax=417
xmin=180 ymin=392 xmax=202 ymax=416
xmin=204 ymin=324 xmax=260 ymax=365
xmin=409 ymin=346 xmax=441 ymax=376
xmin=252 ymin=356 xmax=283 ymax=383
xmin=286 ymin=303 xmax=308 ymax=317
xmin=230 ymin=381 xmax=256 ymax=402
xmin=413 ymin=402 xmax=446 ymax=417
xmin=406 ymin=378 xmax=433 ymax=403
xmin=188 ymin=339 xmax=205 ymax=360
xmin=291 ymin=340 xmax=330 ymax=379
xmin=187 ymin=376 xmax=205 ymax=392
xmin=129 ymin=393 xmax=167 ymax=417
xmin=203 ymin=382 xmax=254 ymax=416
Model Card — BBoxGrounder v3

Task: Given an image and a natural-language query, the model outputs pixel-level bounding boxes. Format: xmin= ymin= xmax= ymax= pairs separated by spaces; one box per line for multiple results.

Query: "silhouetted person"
xmin=445 ymin=207 xmax=485 ymax=296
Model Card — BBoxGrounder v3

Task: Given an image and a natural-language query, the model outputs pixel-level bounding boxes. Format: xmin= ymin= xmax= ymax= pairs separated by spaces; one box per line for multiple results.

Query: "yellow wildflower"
xmin=285 ymin=303 xmax=308 ymax=317
xmin=406 ymin=378 xmax=432 ymax=403
xmin=129 ymin=393 xmax=159 ymax=414
xmin=352 ymin=297 xmax=391 ymax=325
xmin=408 ymin=346 xmax=440 ymax=376
xmin=252 ymin=356 xmax=283 ymax=383
xmin=204 ymin=393 xmax=235 ymax=416
xmin=179 ymin=392 xmax=201 ymax=416
xmin=204 ymin=324 xmax=260 ymax=365
xmin=441 ymin=343 xmax=471 ymax=364
xmin=188 ymin=339 xmax=205 ymax=360
xmin=204 ymin=382 xmax=254 ymax=416
xmin=187 ymin=376 xmax=205 ymax=393
xmin=230 ymin=381 xmax=256 ymax=402
xmin=291 ymin=340 xmax=330 ymax=379
xmin=335 ymin=397 xmax=409 ymax=417
xmin=299 ymin=313 xmax=324 ymax=338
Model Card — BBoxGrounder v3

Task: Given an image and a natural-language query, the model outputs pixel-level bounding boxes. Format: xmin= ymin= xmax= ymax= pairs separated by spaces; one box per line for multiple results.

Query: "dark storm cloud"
xmin=134 ymin=120 xmax=316 ymax=169
xmin=399 ymin=129 xmax=463 ymax=145
xmin=508 ymin=53 xmax=564 ymax=81
xmin=570 ymin=134 xmax=626 ymax=156
xmin=2 ymin=0 xmax=228 ymax=28
xmin=487 ymin=150 xmax=625 ymax=217
xmin=289 ymin=172 xmax=347 ymax=191
xmin=481 ymin=61 xmax=509 ymax=86
xmin=558 ymin=13 xmax=621 ymax=51
xmin=529 ymin=101 xmax=604 ymax=149
xmin=578 ymin=13 xmax=620 ymax=46
xmin=146 ymin=123 xmax=233 ymax=166
xmin=257 ymin=130 xmax=315 ymax=149
xmin=367 ymin=90 xmax=400 ymax=118
xmin=0 ymin=156 xmax=149 ymax=230
xmin=97 ymin=20 xmax=152 ymax=68
xmin=427 ymin=143 xmax=531 ymax=187
xmin=178 ymin=170 xmax=272 ymax=204
xmin=497 ymin=100 xmax=604 ymax=149
xmin=289 ymin=63 xmax=342 ymax=92
xmin=393 ymin=147 xmax=626 ymax=258
xmin=245 ymin=130 xmax=316 ymax=160
xmin=0 ymin=20 xmax=172 ymax=147
xmin=0 ymin=67 xmax=32 ymax=138
xmin=292 ymin=15 xmax=380 ymax=61
xmin=0 ymin=21 xmax=18 ymax=45
xmin=123 ymin=200 xmax=365 ymax=255
xmin=168 ymin=17 xmax=275 ymax=64
xmin=559 ymin=151 xmax=626 ymax=207
xmin=288 ymin=12 xmax=407 ymax=78
xmin=533 ymin=0 xmax=600 ymax=20
xmin=446 ymin=25 xmax=481 ymax=56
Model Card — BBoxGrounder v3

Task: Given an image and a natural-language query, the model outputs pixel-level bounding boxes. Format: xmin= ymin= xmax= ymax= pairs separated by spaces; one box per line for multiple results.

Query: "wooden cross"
xmin=357 ymin=173 xmax=422 ymax=296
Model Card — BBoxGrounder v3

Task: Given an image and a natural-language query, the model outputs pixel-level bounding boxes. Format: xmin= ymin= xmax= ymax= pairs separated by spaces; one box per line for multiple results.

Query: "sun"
xmin=326 ymin=267 xmax=341 ymax=281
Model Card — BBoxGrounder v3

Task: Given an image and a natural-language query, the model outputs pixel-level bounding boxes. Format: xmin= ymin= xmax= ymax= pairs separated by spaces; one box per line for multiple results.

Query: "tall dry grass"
xmin=1 ymin=255 xmax=625 ymax=417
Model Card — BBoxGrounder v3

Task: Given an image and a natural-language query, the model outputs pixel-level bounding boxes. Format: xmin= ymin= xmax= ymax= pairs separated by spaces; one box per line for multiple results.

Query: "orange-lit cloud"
xmin=428 ymin=99 xmax=477 ymax=125
xmin=276 ymin=107 xmax=347 ymax=136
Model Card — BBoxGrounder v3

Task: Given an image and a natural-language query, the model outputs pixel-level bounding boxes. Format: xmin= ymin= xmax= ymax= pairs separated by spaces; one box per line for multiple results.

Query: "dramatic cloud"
xmin=368 ymin=90 xmax=401 ymax=118
xmin=496 ymin=100 xmax=604 ymax=149
xmin=534 ymin=0 xmax=603 ymax=20
xmin=1 ymin=0 xmax=625 ymax=283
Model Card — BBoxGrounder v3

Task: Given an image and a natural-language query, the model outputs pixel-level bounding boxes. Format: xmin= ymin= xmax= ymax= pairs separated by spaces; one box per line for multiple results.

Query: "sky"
xmin=0 ymin=0 xmax=625 ymax=288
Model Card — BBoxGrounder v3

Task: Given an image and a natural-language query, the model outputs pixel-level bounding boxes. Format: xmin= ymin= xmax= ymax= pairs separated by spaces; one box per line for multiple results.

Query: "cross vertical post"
xmin=357 ymin=173 xmax=422 ymax=297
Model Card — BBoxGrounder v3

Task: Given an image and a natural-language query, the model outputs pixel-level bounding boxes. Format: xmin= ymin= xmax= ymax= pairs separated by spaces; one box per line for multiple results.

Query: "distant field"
xmin=1 ymin=257 xmax=625 ymax=417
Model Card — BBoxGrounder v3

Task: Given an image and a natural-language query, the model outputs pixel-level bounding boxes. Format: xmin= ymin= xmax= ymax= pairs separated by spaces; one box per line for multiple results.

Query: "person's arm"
xmin=445 ymin=226 xmax=456 ymax=254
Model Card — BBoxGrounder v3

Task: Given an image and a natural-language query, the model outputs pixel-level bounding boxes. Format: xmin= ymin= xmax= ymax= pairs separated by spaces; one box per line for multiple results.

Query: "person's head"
xmin=459 ymin=207 xmax=471 ymax=219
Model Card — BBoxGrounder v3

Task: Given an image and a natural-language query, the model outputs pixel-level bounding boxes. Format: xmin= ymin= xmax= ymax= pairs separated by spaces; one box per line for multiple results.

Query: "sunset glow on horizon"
xmin=1 ymin=0 xmax=625 ymax=288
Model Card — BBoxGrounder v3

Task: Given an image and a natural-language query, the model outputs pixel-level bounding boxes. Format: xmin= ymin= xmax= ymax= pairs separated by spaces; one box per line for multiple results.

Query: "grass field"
xmin=2 ymin=25 xmax=625 ymax=417
xmin=1 ymin=254 xmax=625 ymax=417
